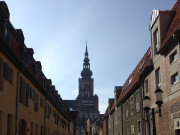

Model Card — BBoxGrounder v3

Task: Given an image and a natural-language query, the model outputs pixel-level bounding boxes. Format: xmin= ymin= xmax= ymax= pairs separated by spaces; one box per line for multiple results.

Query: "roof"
xmin=63 ymin=100 xmax=77 ymax=110
xmin=103 ymin=48 xmax=151 ymax=116
xmin=117 ymin=47 xmax=151 ymax=104
xmin=103 ymin=98 xmax=114 ymax=119
xmin=161 ymin=0 xmax=180 ymax=48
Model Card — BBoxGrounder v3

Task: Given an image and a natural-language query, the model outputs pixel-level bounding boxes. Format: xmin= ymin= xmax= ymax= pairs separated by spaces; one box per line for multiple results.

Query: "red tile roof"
xmin=161 ymin=0 xmax=180 ymax=47
xmin=117 ymin=47 xmax=151 ymax=104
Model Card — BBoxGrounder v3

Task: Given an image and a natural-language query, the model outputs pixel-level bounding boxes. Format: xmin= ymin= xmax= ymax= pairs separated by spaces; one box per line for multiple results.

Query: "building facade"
xmin=0 ymin=1 xmax=71 ymax=135
xmin=64 ymin=45 xmax=99 ymax=135
xmin=102 ymin=0 xmax=180 ymax=135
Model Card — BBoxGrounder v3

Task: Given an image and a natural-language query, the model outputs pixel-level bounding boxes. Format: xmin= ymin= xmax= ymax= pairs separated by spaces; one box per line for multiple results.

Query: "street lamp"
xmin=143 ymin=88 xmax=163 ymax=135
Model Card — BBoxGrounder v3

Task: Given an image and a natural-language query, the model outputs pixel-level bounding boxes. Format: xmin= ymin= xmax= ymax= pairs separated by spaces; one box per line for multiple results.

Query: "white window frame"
xmin=170 ymin=50 xmax=178 ymax=64
xmin=155 ymin=68 xmax=161 ymax=89
xmin=171 ymin=72 xmax=179 ymax=85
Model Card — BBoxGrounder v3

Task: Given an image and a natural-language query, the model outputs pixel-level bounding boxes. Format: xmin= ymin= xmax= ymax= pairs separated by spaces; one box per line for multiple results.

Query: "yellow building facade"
xmin=0 ymin=1 xmax=70 ymax=135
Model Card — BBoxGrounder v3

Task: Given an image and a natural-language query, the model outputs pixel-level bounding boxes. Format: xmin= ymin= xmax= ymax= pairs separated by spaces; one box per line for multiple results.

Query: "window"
xmin=30 ymin=122 xmax=34 ymax=135
xmin=130 ymin=96 xmax=134 ymax=105
xmin=90 ymin=113 xmax=93 ymax=119
xmin=7 ymin=114 xmax=12 ymax=135
xmin=136 ymin=91 xmax=140 ymax=103
xmin=85 ymin=113 xmax=88 ymax=118
xmin=34 ymin=92 xmax=38 ymax=112
xmin=30 ymin=87 xmax=33 ymax=99
xmin=50 ymin=106 xmax=52 ymax=114
xmin=136 ymin=91 xmax=140 ymax=112
xmin=35 ymin=124 xmax=38 ymax=135
xmin=4 ymin=63 xmax=13 ymax=84
xmin=175 ymin=129 xmax=180 ymax=135
xmin=26 ymin=83 xmax=30 ymax=107
xmin=4 ymin=62 xmax=10 ymax=81
xmin=170 ymin=51 xmax=177 ymax=64
xmin=154 ymin=29 xmax=159 ymax=55
xmin=130 ymin=96 xmax=134 ymax=115
xmin=145 ymin=79 xmax=149 ymax=94
xmin=138 ymin=120 xmax=141 ymax=133
xmin=171 ymin=72 xmax=179 ymax=85
xmin=126 ymin=101 xmax=129 ymax=118
xmin=53 ymin=111 xmax=57 ymax=124
xmin=4 ymin=23 xmax=11 ymax=47
xmin=130 ymin=106 xmax=134 ymax=116
xmin=40 ymin=126 xmax=43 ymax=135
xmin=155 ymin=68 xmax=161 ymax=89
xmin=40 ymin=97 xmax=43 ymax=108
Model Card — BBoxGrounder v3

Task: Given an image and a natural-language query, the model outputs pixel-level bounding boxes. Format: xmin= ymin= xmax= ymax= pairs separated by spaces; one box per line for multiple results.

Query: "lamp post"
xmin=143 ymin=88 xmax=163 ymax=135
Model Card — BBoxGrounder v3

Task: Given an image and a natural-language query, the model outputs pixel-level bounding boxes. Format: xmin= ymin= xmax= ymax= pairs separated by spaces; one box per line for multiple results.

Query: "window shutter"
xmin=4 ymin=62 xmax=10 ymax=81
xmin=34 ymin=92 xmax=38 ymax=112
xmin=26 ymin=83 xmax=30 ymax=106
xmin=30 ymin=87 xmax=33 ymax=99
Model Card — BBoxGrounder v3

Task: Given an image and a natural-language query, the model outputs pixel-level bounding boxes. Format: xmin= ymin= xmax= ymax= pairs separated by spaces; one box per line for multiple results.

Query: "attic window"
xmin=129 ymin=75 xmax=133 ymax=84
xmin=4 ymin=21 xmax=11 ymax=47
xmin=138 ymin=59 xmax=145 ymax=72
xmin=148 ymin=49 xmax=151 ymax=56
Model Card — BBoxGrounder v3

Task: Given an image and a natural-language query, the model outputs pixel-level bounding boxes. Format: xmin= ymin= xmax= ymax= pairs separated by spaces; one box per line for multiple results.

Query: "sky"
xmin=5 ymin=0 xmax=177 ymax=114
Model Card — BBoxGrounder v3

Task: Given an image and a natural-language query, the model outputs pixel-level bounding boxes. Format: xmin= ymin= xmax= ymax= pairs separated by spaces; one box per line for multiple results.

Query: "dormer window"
xmin=154 ymin=29 xmax=159 ymax=55
xmin=4 ymin=21 xmax=11 ymax=47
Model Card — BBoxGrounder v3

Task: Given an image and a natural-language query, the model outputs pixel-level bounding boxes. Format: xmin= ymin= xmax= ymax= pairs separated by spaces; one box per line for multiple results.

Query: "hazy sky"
xmin=5 ymin=0 xmax=177 ymax=113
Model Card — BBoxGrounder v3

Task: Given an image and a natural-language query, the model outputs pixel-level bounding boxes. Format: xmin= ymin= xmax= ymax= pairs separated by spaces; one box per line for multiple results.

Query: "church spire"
xmin=81 ymin=42 xmax=93 ymax=78
xmin=85 ymin=41 xmax=88 ymax=56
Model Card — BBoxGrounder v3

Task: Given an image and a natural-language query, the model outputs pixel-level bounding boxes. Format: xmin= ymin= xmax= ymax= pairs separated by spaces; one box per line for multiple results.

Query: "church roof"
xmin=63 ymin=100 xmax=77 ymax=110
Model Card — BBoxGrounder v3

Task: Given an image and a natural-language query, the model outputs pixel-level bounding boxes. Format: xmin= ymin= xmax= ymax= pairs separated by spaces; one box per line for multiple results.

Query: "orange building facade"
xmin=0 ymin=1 xmax=70 ymax=135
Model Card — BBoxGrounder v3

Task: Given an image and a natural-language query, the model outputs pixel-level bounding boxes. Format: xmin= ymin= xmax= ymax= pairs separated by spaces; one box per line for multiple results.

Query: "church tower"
xmin=76 ymin=43 xmax=99 ymax=135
